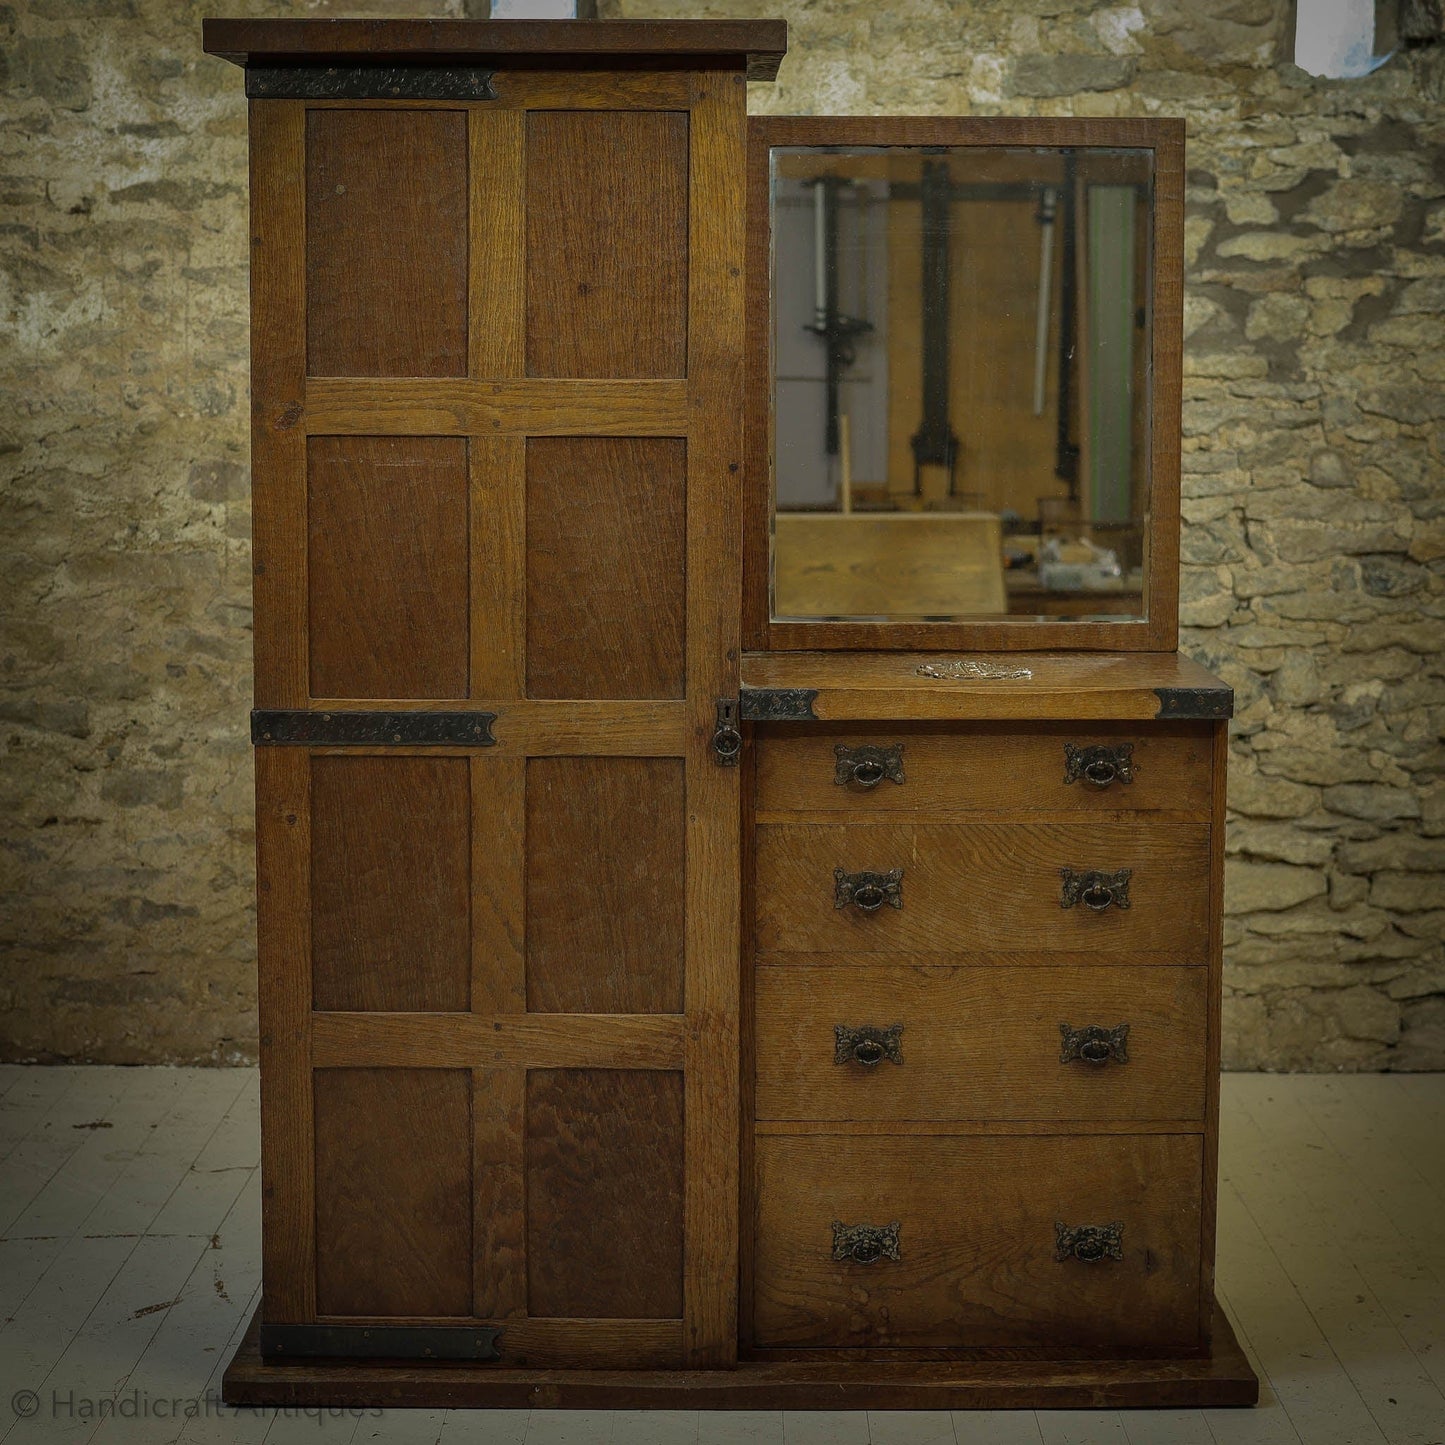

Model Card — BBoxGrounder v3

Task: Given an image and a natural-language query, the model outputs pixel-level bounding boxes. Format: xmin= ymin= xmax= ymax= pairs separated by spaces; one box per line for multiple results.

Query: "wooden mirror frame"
xmin=744 ymin=115 xmax=1184 ymax=653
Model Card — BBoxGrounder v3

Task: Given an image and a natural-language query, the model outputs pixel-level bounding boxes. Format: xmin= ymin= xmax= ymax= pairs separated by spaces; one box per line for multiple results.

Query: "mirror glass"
xmin=770 ymin=145 xmax=1153 ymax=624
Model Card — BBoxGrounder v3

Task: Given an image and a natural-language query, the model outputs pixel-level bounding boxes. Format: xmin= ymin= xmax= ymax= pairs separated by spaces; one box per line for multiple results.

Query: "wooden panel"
xmin=469 ymin=109 xmax=524 ymax=382
xmin=249 ymin=101 xmax=307 ymax=709
xmin=255 ymin=747 xmax=314 ymax=1320
xmin=740 ymin=650 xmax=1233 ymax=724
xmin=310 ymin=756 xmax=470 ymax=1013
xmin=755 ymin=821 xmax=1211 ymax=957
xmin=525 ymin=438 xmax=686 ymax=700
xmin=312 ymin=1013 xmax=684 ymax=1072
xmin=314 ymin=1068 xmax=472 ymax=1318
xmin=303 ymin=378 xmax=689 ymax=436
xmin=525 ymin=758 xmax=685 ymax=1014
xmin=307 ymin=436 xmax=469 ymax=701
xmin=473 ymin=1069 xmax=524 ymax=1321
xmin=753 ymin=1133 xmax=1202 ymax=1350
xmin=306 ymin=109 xmax=466 ymax=377
xmin=526 ymin=1070 xmax=685 ymax=1319
xmin=755 ymin=723 xmax=1214 ymax=818
xmin=525 ymin=110 xmax=688 ymax=378
xmin=755 ymin=964 xmax=1207 ymax=1123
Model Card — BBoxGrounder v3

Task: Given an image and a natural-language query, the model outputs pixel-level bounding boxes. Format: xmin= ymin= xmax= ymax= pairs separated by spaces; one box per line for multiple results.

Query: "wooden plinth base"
xmin=223 ymin=1301 xmax=1258 ymax=1410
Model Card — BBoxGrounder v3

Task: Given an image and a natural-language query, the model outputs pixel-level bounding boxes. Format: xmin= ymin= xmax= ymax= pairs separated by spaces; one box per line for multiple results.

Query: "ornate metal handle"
xmin=712 ymin=699 xmax=741 ymax=767
xmin=834 ymin=868 xmax=904 ymax=912
xmin=834 ymin=743 xmax=905 ymax=790
xmin=1055 ymin=1221 xmax=1124 ymax=1263
xmin=1064 ymin=743 xmax=1134 ymax=789
xmin=834 ymin=1023 xmax=904 ymax=1067
xmin=832 ymin=1221 xmax=901 ymax=1265
xmin=1060 ymin=1022 xmax=1130 ymax=1065
xmin=1060 ymin=867 xmax=1132 ymax=912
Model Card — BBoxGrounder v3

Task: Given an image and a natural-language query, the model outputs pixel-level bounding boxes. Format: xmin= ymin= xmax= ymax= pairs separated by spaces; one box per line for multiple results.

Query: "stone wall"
xmin=2 ymin=0 xmax=1441 ymax=1066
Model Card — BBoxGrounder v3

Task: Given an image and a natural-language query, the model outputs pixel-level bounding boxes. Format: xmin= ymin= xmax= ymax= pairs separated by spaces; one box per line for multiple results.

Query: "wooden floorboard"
xmin=0 ymin=1071 xmax=1440 ymax=1442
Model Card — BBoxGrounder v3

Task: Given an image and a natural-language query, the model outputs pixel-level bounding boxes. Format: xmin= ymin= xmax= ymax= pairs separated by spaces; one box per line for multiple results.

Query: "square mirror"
xmin=746 ymin=119 xmax=1183 ymax=650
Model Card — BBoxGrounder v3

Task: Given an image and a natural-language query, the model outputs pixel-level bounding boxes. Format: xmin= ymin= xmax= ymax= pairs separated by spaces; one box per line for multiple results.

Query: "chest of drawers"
xmin=205 ymin=17 xmax=1255 ymax=1412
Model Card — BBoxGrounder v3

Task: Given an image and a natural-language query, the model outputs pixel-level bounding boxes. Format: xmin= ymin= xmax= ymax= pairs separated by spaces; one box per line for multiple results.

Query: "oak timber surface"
xmin=201 ymin=19 xmax=790 ymax=80
xmin=741 ymin=650 xmax=1231 ymax=721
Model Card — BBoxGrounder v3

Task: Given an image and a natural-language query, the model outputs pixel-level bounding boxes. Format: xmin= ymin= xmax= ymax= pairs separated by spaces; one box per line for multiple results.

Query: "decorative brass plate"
xmin=1054 ymin=1221 xmax=1124 ymax=1264
xmin=834 ymin=867 xmax=904 ymax=911
xmin=832 ymin=1221 xmax=902 ymax=1265
xmin=1060 ymin=867 xmax=1132 ymax=911
xmin=834 ymin=743 xmax=905 ymax=789
xmin=834 ymin=1023 xmax=904 ymax=1067
xmin=916 ymin=659 xmax=1033 ymax=681
xmin=1060 ymin=1022 xmax=1130 ymax=1065
xmin=1063 ymin=742 xmax=1134 ymax=788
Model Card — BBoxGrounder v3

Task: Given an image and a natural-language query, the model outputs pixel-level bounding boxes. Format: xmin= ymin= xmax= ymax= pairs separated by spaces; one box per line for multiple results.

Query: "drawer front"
xmin=755 ymin=822 xmax=1211 ymax=958
xmin=756 ymin=964 xmax=1207 ymax=1123
xmin=756 ymin=723 xmax=1213 ymax=817
xmin=754 ymin=1133 xmax=1203 ymax=1350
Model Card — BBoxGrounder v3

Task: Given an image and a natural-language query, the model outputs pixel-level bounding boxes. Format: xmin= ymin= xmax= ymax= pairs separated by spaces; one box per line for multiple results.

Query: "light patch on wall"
xmin=1295 ymin=0 xmax=1393 ymax=77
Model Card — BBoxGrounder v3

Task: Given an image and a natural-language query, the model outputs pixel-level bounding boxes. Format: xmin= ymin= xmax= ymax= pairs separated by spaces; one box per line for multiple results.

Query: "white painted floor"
xmin=1 ymin=1068 xmax=1442 ymax=1445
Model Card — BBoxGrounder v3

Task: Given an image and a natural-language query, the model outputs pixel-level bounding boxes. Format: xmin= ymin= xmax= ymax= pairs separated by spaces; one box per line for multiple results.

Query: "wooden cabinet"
xmin=205 ymin=17 xmax=1255 ymax=1411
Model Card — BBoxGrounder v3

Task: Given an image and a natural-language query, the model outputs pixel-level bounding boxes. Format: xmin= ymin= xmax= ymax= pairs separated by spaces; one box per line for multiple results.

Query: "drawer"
xmin=753 ymin=1133 xmax=1203 ymax=1350
xmin=755 ymin=821 xmax=1211 ymax=958
xmin=755 ymin=964 xmax=1207 ymax=1123
xmin=756 ymin=722 xmax=1213 ymax=818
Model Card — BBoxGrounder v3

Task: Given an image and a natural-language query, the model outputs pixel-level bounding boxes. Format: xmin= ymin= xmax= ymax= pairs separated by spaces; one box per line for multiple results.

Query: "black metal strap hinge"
xmin=251 ymin=710 xmax=497 ymax=747
xmin=259 ymin=1323 xmax=502 ymax=1362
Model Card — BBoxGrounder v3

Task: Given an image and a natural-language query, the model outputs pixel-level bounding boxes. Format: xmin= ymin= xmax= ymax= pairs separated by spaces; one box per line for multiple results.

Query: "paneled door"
xmin=248 ymin=69 xmax=746 ymax=1368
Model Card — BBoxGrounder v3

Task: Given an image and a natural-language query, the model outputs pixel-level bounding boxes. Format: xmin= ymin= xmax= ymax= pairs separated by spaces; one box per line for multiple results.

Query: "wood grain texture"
xmin=525 ymin=437 xmax=686 ymax=700
xmin=249 ymin=101 xmax=307 ymax=709
xmin=755 ymin=721 xmax=1214 ymax=819
xmin=224 ymin=1298 xmax=1257 ymax=1407
xmin=303 ymin=378 xmax=689 ymax=436
xmin=525 ymin=110 xmax=688 ymax=379
xmin=755 ymin=820 xmax=1211 ymax=957
xmin=472 ymin=754 xmax=524 ymax=1015
xmin=741 ymin=649 xmax=1231 ymax=722
xmin=753 ymin=1132 xmax=1203 ymax=1350
xmin=255 ymin=747 xmax=314 ymax=1321
xmin=311 ymin=1013 xmax=685 ymax=1071
xmin=313 ymin=1067 xmax=472 ymax=1319
xmin=743 ymin=115 xmax=1185 ymax=654
xmin=754 ymin=964 xmax=1207 ymax=1123
xmin=306 ymin=435 xmax=469 ymax=701
xmin=682 ymin=69 xmax=748 ymax=1369
xmin=525 ymin=757 xmax=685 ymax=1014
xmin=469 ymin=109 xmax=524 ymax=383
xmin=1200 ymin=720 xmax=1228 ymax=1346
xmin=306 ymin=109 xmax=467 ymax=378
xmin=473 ymin=1068 xmax=524 ymax=1321
xmin=309 ymin=755 xmax=470 ymax=1013
xmin=203 ymin=19 xmax=790 ymax=81
xmin=525 ymin=1069 xmax=685 ymax=1319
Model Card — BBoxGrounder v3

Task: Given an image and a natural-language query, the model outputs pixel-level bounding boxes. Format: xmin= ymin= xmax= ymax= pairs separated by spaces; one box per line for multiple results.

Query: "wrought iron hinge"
xmin=712 ymin=698 xmax=742 ymax=766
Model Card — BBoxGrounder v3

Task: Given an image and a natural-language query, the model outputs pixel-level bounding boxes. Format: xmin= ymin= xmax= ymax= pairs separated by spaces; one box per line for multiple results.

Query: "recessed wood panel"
xmin=525 ymin=757 xmax=684 ymax=1013
xmin=307 ymin=435 xmax=469 ymax=700
xmin=526 ymin=1069 xmax=684 ymax=1319
xmin=311 ymin=756 xmax=470 ymax=1012
xmin=314 ymin=1068 xmax=472 ymax=1318
xmin=306 ymin=109 xmax=467 ymax=377
xmin=754 ymin=1132 xmax=1202 ymax=1349
xmin=525 ymin=110 xmax=688 ymax=378
xmin=525 ymin=437 xmax=686 ymax=700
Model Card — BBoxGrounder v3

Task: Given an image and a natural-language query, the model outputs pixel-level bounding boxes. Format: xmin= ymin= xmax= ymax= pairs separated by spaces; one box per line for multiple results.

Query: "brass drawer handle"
xmin=1055 ymin=1221 xmax=1124 ymax=1263
xmin=834 ymin=1023 xmax=904 ymax=1067
xmin=1060 ymin=867 xmax=1132 ymax=911
xmin=1060 ymin=1022 xmax=1130 ymax=1065
xmin=834 ymin=867 xmax=904 ymax=912
xmin=832 ymin=1221 xmax=901 ymax=1265
xmin=1064 ymin=742 xmax=1134 ymax=789
xmin=834 ymin=743 xmax=905 ymax=789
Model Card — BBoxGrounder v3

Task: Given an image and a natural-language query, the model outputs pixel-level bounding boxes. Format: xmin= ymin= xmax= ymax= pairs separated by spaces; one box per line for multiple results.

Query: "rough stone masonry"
xmin=0 ymin=0 xmax=1441 ymax=1066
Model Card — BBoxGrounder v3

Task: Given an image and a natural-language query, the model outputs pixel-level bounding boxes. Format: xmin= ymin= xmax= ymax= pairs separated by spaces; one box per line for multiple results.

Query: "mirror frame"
xmin=744 ymin=115 xmax=1184 ymax=653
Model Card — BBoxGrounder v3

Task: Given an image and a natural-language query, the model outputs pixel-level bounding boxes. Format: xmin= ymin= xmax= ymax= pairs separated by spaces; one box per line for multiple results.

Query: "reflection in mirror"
xmin=770 ymin=146 xmax=1153 ymax=624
